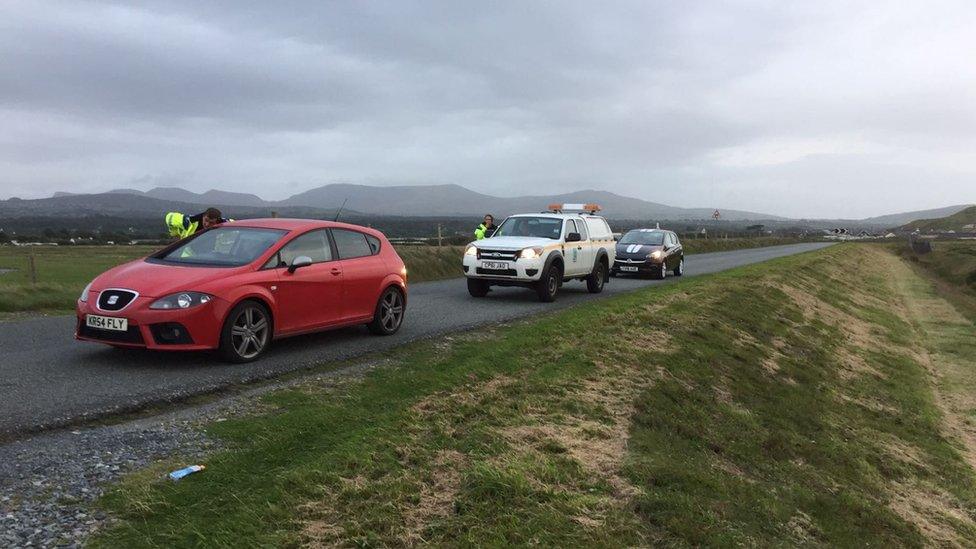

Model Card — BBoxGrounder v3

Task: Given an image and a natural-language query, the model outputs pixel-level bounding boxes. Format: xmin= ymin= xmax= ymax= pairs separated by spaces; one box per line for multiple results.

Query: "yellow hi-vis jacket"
xmin=165 ymin=212 xmax=200 ymax=239
xmin=475 ymin=223 xmax=496 ymax=240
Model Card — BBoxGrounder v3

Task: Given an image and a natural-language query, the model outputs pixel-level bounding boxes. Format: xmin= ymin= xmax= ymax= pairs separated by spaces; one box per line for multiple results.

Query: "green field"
xmin=0 ymin=237 xmax=812 ymax=315
xmin=0 ymin=245 xmax=464 ymax=314
xmin=91 ymin=244 xmax=976 ymax=547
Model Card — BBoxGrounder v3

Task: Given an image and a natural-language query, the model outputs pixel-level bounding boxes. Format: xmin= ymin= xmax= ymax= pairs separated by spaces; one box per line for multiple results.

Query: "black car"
xmin=610 ymin=229 xmax=683 ymax=279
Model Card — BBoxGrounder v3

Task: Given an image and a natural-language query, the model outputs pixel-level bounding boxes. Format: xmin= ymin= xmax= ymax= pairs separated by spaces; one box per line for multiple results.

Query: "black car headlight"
xmin=149 ymin=292 xmax=213 ymax=310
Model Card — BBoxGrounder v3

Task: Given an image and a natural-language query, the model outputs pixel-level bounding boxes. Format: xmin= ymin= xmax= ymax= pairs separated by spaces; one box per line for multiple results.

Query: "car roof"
xmin=627 ymin=228 xmax=671 ymax=233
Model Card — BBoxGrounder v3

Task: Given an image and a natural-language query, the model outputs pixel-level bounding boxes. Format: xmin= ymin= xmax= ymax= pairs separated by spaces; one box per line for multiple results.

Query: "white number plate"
xmin=86 ymin=314 xmax=128 ymax=332
xmin=621 ymin=266 xmax=639 ymax=272
xmin=482 ymin=261 xmax=510 ymax=270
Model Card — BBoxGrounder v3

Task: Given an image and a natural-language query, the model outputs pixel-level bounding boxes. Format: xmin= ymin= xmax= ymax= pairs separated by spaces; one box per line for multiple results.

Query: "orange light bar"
xmin=549 ymin=203 xmax=602 ymax=213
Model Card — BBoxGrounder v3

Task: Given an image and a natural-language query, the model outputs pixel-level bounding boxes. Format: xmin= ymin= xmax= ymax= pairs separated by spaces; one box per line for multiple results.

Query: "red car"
xmin=76 ymin=219 xmax=407 ymax=362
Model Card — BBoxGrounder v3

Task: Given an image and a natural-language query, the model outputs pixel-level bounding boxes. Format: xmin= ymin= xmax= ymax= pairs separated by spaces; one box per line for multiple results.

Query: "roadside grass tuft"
xmin=91 ymin=244 xmax=976 ymax=547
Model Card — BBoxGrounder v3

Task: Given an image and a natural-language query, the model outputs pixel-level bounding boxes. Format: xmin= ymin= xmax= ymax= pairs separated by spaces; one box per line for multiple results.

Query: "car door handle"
xmin=330 ymin=268 xmax=341 ymax=276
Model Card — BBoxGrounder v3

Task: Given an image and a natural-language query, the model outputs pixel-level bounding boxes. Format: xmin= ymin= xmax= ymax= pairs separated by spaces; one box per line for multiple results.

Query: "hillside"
xmin=898 ymin=205 xmax=976 ymax=231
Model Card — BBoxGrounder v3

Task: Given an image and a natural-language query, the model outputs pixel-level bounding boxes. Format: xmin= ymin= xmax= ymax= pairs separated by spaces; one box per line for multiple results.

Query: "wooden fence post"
xmin=27 ymin=250 xmax=38 ymax=284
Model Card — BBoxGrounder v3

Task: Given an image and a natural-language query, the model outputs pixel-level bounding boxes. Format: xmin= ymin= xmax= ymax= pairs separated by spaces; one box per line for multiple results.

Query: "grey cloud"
xmin=0 ymin=0 xmax=974 ymax=217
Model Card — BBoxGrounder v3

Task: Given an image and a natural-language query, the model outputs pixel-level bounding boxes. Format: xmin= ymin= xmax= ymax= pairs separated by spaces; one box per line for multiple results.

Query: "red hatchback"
xmin=76 ymin=219 xmax=407 ymax=362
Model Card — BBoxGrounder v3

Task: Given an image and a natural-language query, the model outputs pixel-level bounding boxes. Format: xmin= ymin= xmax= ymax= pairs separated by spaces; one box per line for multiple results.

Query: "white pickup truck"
xmin=462 ymin=204 xmax=616 ymax=302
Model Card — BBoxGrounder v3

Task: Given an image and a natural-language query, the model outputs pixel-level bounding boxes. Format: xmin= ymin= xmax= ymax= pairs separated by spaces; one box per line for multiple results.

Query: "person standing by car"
xmin=165 ymin=208 xmax=228 ymax=239
xmin=474 ymin=214 xmax=497 ymax=240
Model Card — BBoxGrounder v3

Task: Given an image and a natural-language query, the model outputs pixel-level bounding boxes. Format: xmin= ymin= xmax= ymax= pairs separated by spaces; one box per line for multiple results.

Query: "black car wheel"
xmin=368 ymin=286 xmax=405 ymax=335
xmin=586 ymin=261 xmax=607 ymax=293
xmin=674 ymin=258 xmax=684 ymax=277
xmin=652 ymin=262 xmax=667 ymax=280
xmin=219 ymin=300 xmax=271 ymax=363
xmin=467 ymin=278 xmax=490 ymax=298
xmin=536 ymin=264 xmax=562 ymax=302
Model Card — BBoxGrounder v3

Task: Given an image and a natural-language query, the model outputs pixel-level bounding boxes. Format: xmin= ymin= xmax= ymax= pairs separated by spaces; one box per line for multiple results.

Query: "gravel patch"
xmin=0 ymin=360 xmax=376 ymax=548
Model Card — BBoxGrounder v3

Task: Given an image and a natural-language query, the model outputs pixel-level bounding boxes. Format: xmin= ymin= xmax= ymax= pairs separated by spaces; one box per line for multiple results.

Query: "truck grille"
xmin=477 ymin=249 xmax=519 ymax=261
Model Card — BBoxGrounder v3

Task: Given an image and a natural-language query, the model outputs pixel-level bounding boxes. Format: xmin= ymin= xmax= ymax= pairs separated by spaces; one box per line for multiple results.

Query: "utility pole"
xmin=271 ymin=210 xmax=278 ymax=218
xmin=437 ymin=224 xmax=443 ymax=247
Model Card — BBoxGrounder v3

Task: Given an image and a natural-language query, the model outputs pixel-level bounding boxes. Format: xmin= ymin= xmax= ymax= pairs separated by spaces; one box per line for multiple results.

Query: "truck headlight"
xmin=150 ymin=292 xmax=213 ymax=310
xmin=519 ymin=246 xmax=544 ymax=259
xmin=79 ymin=282 xmax=93 ymax=303
xmin=464 ymin=245 xmax=477 ymax=257
xmin=648 ymin=250 xmax=663 ymax=260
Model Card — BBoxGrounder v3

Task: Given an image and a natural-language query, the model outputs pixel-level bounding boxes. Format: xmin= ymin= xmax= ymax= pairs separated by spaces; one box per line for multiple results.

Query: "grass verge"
xmin=890 ymin=240 xmax=976 ymax=322
xmin=91 ymin=244 xmax=976 ymax=547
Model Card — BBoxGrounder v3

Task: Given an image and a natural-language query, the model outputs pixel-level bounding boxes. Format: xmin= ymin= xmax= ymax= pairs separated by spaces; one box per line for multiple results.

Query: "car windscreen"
xmin=619 ymin=230 xmax=665 ymax=246
xmin=494 ymin=217 xmax=564 ymax=240
xmin=154 ymin=227 xmax=287 ymax=267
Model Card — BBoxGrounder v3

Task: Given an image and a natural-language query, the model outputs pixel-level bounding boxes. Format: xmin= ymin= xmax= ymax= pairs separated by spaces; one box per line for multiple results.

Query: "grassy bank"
xmin=0 ymin=245 xmax=463 ymax=314
xmin=891 ymin=240 xmax=976 ymax=321
xmin=92 ymin=244 xmax=976 ymax=546
xmin=680 ymin=235 xmax=813 ymax=254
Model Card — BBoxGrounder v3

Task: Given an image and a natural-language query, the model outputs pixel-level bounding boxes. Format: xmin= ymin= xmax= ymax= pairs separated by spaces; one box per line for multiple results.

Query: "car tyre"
xmin=586 ymin=260 xmax=607 ymax=293
xmin=652 ymin=262 xmax=667 ymax=280
xmin=367 ymin=286 xmax=406 ymax=335
xmin=467 ymin=278 xmax=490 ymax=298
xmin=674 ymin=257 xmax=684 ymax=277
xmin=219 ymin=300 xmax=272 ymax=363
xmin=536 ymin=264 xmax=562 ymax=302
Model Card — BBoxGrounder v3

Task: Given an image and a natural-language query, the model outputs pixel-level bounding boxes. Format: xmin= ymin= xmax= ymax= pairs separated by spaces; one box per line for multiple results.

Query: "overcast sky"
xmin=1 ymin=1 xmax=974 ymax=218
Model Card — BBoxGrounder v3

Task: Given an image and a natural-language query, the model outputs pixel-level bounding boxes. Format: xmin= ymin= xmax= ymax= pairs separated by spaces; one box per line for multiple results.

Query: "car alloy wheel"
xmin=380 ymin=289 xmax=404 ymax=332
xmin=369 ymin=287 xmax=405 ymax=335
xmin=230 ymin=304 xmax=269 ymax=360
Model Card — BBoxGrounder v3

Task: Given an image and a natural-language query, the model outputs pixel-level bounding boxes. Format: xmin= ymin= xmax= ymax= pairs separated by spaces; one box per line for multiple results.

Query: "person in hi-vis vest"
xmin=165 ymin=208 xmax=228 ymax=239
xmin=474 ymin=214 xmax=497 ymax=240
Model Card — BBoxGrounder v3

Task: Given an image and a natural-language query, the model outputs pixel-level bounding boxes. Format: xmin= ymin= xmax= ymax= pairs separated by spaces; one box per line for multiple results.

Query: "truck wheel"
xmin=674 ymin=258 xmax=684 ymax=277
xmin=586 ymin=261 xmax=607 ymax=293
xmin=467 ymin=278 xmax=490 ymax=297
xmin=536 ymin=264 xmax=562 ymax=302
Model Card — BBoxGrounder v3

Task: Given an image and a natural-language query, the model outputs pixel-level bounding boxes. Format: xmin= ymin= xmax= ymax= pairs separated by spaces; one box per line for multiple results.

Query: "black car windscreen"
xmin=155 ymin=228 xmax=287 ymax=267
xmin=619 ymin=230 xmax=665 ymax=246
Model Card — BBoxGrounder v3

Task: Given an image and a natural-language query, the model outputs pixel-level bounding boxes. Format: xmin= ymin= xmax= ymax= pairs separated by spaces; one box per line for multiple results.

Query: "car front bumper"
xmin=611 ymin=257 xmax=665 ymax=274
xmin=75 ymin=295 xmax=231 ymax=351
xmin=462 ymin=254 xmax=544 ymax=282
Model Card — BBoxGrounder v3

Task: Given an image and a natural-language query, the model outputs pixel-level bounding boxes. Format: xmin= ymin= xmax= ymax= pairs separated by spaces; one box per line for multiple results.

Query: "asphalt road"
xmin=0 ymin=243 xmax=832 ymax=437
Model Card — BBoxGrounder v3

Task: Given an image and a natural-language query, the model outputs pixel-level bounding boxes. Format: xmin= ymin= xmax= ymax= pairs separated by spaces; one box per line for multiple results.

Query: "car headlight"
xmin=519 ymin=246 xmax=544 ymax=259
xmin=648 ymin=250 xmax=663 ymax=260
xmin=464 ymin=245 xmax=478 ymax=257
xmin=79 ymin=282 xmax=93 ymax=303
xmin=150 ymin=292 xmax=213 ymax=310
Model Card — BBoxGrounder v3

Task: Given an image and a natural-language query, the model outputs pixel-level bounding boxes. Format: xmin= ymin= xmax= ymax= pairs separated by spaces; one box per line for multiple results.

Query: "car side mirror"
xmin=288 ymin=255 xmax=313 ymax=273
xmin=566 ymin=232 xmax=582 ymax=242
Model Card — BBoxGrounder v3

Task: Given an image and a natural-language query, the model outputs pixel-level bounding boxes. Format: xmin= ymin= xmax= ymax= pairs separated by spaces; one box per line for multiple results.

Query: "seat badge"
xmin=107 ymin=295 xmax=119 ymax=305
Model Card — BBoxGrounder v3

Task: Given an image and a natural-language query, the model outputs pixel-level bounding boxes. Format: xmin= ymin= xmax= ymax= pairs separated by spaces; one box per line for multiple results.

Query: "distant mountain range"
xmin=10 ymin=183 xmax=975 ymax=227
